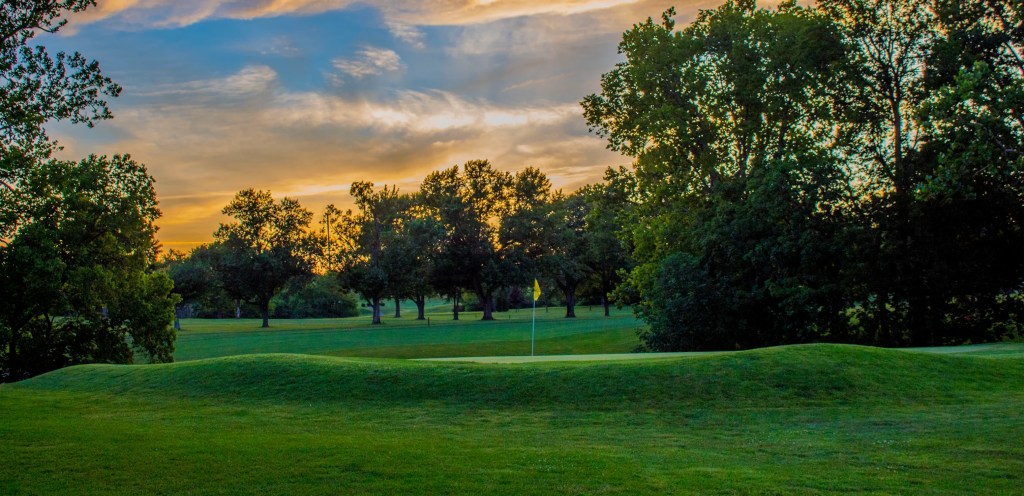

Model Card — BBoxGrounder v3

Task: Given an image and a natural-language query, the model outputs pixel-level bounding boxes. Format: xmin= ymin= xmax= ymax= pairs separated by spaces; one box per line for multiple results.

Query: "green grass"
xmin=173 ymin=304 xmax=644 ymax=361
xmin=2 ymin=344 xmax=1023 ymax=494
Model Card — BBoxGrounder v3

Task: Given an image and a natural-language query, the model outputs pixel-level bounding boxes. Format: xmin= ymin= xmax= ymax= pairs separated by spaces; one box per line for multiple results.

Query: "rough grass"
xmin=2 ymin=344 xmax=1023 ymax=494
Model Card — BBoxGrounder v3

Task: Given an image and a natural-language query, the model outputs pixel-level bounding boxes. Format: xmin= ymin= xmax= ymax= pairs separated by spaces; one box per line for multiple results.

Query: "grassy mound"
xmin=16 ymin=344 xmax=1024 ymax=409
xmin=3 ymin=344 xmax=1023 ymax=495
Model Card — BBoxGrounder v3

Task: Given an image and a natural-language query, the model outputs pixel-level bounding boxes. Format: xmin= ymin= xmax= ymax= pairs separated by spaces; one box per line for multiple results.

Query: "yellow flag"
xmin=533 ymin=279 xmax=541 ymax=301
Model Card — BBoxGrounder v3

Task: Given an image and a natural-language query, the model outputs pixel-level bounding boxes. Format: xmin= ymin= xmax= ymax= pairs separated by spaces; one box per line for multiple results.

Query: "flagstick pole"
xmin=531 ymin=296 xmax=536 ymax=357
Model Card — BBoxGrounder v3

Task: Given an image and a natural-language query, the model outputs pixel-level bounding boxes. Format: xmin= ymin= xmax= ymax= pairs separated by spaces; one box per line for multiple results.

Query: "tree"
xmin=0 ymin=155 xmax=176 ymax=381
xmin=1 ymin=1 xmax=121 ymax=240
xmin=580 ymin=170 xmax=634 ymax=317
xmin=388 ymin=195 xmax=444 ymax=320
xmin=820 ymin=0 xmax=1024 ymax=345
xmin=546 ymin=193 xmax=593 ymax=318
xmin=583 ymin=2 xmax=856 ymax=350
xmin=421 ymin=160 xmax=514 ymax=321
xmin=270 ymin=274 xmax=359 ymax=318
xmin=161 ymin=247 xmax=218 ymax=330
xmin=499 ymin=167 xmax=561 ymax=312
xmin=338 ymin=182 xmax=405 ymax=325
xmin=212 ymin=189 xmax=315 ymax=328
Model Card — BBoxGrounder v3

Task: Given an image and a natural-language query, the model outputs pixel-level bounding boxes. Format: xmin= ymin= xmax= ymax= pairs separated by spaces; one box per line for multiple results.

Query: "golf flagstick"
xmin=532 ymin=278 xmax=540 ymax=356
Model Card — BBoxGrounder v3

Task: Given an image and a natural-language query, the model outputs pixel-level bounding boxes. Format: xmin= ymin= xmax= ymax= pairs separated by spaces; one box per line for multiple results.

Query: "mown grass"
xmin=173 ymin=304 xmax=644 ymax=361
xmin=2 ymin=344 xmax=1023 ymax=495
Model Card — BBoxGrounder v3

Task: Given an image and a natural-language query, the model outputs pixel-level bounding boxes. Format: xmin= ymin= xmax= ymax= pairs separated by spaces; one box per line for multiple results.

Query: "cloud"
xmin=84 ymin=0 xmax=648 ymax=28
xmin=384 ymin=19 xmax=426 ymax=49
xmin=331 ymin=46 xmax=403 ymax=80
xmin=57 ymin=64 xmax=620 ymax=248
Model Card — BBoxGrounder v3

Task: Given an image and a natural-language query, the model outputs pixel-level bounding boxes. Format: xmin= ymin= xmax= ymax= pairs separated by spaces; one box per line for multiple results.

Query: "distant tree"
xmin=499 ymin=166 xmax=554 ymax=288
xmin=161 ymin=247 xmax=217 ymax=330
xmin=421 ymin=160 xmax=514 ymax=321
xmin=387 ymin=195 xmax=444 ymax=320
xmin=544 ymin=192 xmax=592 ymax=318
xmin=310 ymin=203 xmax=358 ymax=274
xmin=498 ymin=167 xmax=591 ymax=318
xmin=338 ymin=182 xmax=405 ymax=325
xmin=0 ymin=155 xmax=176 ymax=381
xmin=270 ymin=274 xmax=359 ymax=318
xmin=580 ymin=170 xmax=634 ymax=317
xmin=212 ymin=189 xmax=315 ymax=328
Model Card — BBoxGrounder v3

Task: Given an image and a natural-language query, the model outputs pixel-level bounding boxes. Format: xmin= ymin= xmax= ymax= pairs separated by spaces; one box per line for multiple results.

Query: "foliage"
xmin=586 ymin=0 xmax=1024 ymax=350
xmin=334 ymin=182 xmax=406 ymax=324
xmin=211 ymin=189 xmax=315 ymax=328
xmin=421 ymin=160 xmax=519 ymax=321
xmin=578 ymin=171 xmax=634 ymax=316
xmin=585 ymin=1 xmax=855 ymax=350
xmin=270 ymin=274 xmax=359 ymax=319
xmin=386 ymin=197 xmax=445 ymax=320
xmin=0 ymin=0 xmax=121 ymax=240
xmin=0 ymin=155 xmax=176 ymax=380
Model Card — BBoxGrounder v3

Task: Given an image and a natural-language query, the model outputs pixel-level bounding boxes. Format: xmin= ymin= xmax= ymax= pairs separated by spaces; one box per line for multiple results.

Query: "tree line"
xmin=583 ymin=0 xmax=1024 ymax=350
xmin=166 ymin=161 xmax=632 ymax=328
xmin=4 ymin=0 xmax=1024 ymax=380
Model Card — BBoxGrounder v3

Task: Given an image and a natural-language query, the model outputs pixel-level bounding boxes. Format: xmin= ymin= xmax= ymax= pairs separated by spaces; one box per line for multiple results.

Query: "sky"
xmin=42 ymin=0 xmax=729 ymax=251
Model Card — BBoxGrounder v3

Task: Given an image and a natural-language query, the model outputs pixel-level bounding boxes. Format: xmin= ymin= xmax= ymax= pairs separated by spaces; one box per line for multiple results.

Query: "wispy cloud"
xmin=384 ymin=19 xmax=426 ymax=49
xmin=84 ymin=0 xmax=648 ymax=28
xmin=58 ymin=1 xmax=762 ymax=249
xmin=57 ymin=64 xmax=619 ymax=247
xmin=331 ymin=46 xmax=403 ymax=80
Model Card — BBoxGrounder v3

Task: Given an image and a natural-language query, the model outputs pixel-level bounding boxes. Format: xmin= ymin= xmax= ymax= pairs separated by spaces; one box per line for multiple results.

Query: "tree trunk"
xmin=260 ymin=300 xmax=270 ymax=328
xmin=174 ymin=304 xmax=181 ymax=330
xmin=235 ymin=299 xmax=241 ymax=319
xmin=371 ymin=297 xmax=382 ymax=325
xmin=602 ymin=294 xmax=610 ymax=317
xmin=415 ymin=295 xmax=426 ymax=320
xmin=565 ymin=286 xmax=577 ymax=318
xmin=452 ymin=293 xmax=460 ymax=321
xmin=480 ymin=291 xmax=494 ymax=321
xmin=394 ymin=297 xmax=401 ymax=318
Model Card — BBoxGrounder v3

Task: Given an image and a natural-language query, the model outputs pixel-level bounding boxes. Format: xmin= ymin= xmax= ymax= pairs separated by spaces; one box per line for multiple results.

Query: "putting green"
xmin=421 ymin=351 xmax=716 ymax=362
xmin=420 ymin=342 xmax=1024 ymax=362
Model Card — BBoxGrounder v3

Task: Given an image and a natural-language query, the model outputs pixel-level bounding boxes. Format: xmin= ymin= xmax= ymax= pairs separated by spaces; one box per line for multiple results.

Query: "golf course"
xmin=2 ymin=308 xmax=1022 ymax=495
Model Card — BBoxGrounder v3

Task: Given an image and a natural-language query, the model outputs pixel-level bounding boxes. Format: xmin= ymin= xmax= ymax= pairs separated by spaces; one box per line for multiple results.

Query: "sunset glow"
xmin=47 ymin=0 xmax=728 ymax=250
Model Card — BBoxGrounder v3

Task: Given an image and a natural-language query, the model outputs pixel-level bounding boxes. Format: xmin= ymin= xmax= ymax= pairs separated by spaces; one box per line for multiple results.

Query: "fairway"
xmin=2 ymin=344 xmax=1023 ymax=495
xmin=172 ymin=304 xmax=644 ymax=361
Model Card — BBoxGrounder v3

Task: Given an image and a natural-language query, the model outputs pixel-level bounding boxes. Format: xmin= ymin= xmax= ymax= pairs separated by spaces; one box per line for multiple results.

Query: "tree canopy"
xmin=211 ymin=189 xmax=316 ymax=328
xmin=0 ymin=155 xmax=176 ymax=380
xmin=585 ymin=0 xmax=1024 ymax=350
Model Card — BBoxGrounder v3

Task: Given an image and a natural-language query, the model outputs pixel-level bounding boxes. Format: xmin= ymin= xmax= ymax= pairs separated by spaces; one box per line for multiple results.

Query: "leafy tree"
xmin=270 ymin=274 xmax=359 ymax=319
xmin=499 ymin=167 xmax=560 ymax=310
xmin=212 ymin=189 xmax=315 ymax=328
xmin=584 ymin=2 xmax=855 ymax=350
xmin=337 ymin=182 xmax=405 ymax=325
xmin=0 ymin=155 xmax=176 ymax=381
xmin=421 ymin=160 xmax=515 ymax=321
xmin=820 ymin=0 xmax=1024 ymax=345
xmin=541 ymin=192 xmax=592 ymax=318
xmin=387 ymin=195 xmax=444 ymax=320
xmin=580 ymin=170 xmax=634 ymax=317
xmin=161 ymin=248 xmax=217 ymax=330
xmin=1 ymin=1 xmax=121 ymax=240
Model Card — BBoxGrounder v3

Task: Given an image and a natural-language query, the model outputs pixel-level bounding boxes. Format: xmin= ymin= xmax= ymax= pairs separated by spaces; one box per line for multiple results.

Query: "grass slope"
xmin=2 ymin=344 xmax=1023 ymax=494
